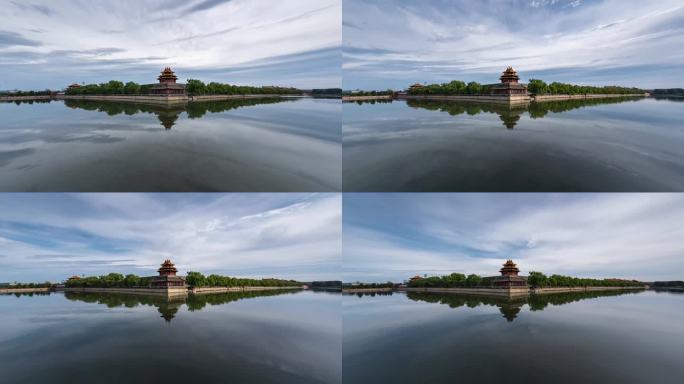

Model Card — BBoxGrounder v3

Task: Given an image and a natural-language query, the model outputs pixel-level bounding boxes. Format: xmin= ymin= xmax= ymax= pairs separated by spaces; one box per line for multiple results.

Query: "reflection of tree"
xmin=63 ymin=98 xmax=293 ymax=130
xmin=527 ymin=97 xmax=641 ymax=118
xmin=64 ymin=289 xmax=299 ymax=322
xmin=405 ymin=97 xmax=642 ymax=129
xmin=343 ymin=99 xmax=394 ymax=105
xmin=406 ymin=292 xmax=527 ymax=322
xmin=1 ymin=99 xmax=53 ymax=105
xmin=1 ymin=291 xmax=52 ymax=298
xmin=344 ymin=291 xmax=394 ymax=298
xmin=406 ymin=289 xmax=643 ymax=322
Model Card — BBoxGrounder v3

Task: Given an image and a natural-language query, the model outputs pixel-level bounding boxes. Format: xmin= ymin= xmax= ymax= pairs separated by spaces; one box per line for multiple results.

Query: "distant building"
xmin=408 ymin=275 xmax=423 ymax=284
xmin=150 ymin=259 xmax=186 ymax=289
xmin=491 ymin=259 xmax=528 ymax=288
xmin=150 ymin=67 xmax=186 ymax=95
xmin=408 ymin=83 xmax=424 ymax=92
xmin=490 ymin=67 xmax=527 ymax=96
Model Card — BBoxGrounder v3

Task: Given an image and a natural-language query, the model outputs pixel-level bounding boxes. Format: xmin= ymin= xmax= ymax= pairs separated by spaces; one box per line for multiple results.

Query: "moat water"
xmin=0 ymin=97 xmax=340 ymax=191
xmin=0 ymin=290 xmax=341 ymax=384
xmin=343 ymin=97 xmax=684 ymax=191
xmin=343 ymin=289 xmax=684 ymax=383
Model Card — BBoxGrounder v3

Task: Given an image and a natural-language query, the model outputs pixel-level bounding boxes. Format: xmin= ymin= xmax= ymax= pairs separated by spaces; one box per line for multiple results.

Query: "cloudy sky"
xmin=343 ymin=0 xmax=684 ymax=90
xmin=344 ymin=194 xmax=684 ymax=283
xmin=0 ymin=193 xmax=341 ymax=283
xmin=0 ymin=0 xmax=341 ymax=90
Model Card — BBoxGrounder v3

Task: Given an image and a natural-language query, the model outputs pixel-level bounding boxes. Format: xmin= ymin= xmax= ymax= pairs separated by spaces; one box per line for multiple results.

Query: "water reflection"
xmin=404 ymin=97 xmax=643 ymax=129
xmin=1 ymin=291 xmax=52 ymax=298
xmin=1 ymin=97 xmax=340 ymax=191
xmin=343 ymin=97 xmax=684 ymax=192
xmin=406 ymin=289 xmax=644 ymax=322
xmin=64 ymin=98 xmax=293 ymax=129
xmin=64 ymin=289 xmax=301 ymax=322
xmin=344 ymin=291 xmax=395 ymax=298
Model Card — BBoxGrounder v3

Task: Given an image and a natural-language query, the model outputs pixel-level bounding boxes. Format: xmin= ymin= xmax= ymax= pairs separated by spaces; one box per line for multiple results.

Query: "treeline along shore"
xmin=343 ymin=270 xmax=647 ymax=298
xmin=342 ymin=77 xmax=647 ymax=102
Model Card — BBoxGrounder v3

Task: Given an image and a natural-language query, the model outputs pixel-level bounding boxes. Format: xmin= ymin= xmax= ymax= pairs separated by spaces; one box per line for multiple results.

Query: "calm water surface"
xmin=0 ymin=290 xmax=341 ymax=384
xmin=0 ymin=98 xmax=341 ymax=191
xmin=343 ymin=98 xmax=684 ymax=191
xmin=343 ymin=290 xmax=684 ymax=383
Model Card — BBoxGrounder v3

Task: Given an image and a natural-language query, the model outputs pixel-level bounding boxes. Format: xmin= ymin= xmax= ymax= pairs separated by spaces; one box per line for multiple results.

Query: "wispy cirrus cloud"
xmin=343 ymin=0 xmax=684 ymax=89
xmin=0 ymin=193 xmax=341 ymax=282
xmin=0 ymin=0 xmax=341 ymax=90
xmin=343 ymin=194 xmax=684 ymax=283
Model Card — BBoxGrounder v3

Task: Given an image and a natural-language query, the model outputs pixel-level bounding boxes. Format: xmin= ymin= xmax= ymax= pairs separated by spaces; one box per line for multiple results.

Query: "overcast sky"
xmin=0 ymin=193 xmax=341 ymax=283
xmin=0 ymin=0 xmax=341 ymax=90
xmin=343 ymin=0 xmax=684 ymax=90
xmin=344 ymin=194 xmax=684 ymax=283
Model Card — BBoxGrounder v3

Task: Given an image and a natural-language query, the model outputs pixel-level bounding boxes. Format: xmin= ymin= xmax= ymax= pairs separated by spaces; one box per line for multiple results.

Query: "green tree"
xmin=123 ymin=81 xmax=141 ymax=95
xmin=185 ymin=271 xmax=207 ymax=287
xmin=466 ymin=274 xmax=482 ymax=287
xmin=186 ymin=79 xmax=207 ymax=95
xmin=466 ymin=81 xmax=482 ymax=95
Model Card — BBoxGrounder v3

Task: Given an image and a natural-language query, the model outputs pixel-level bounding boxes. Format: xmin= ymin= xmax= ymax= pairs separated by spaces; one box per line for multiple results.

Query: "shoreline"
xmin=342 ymin=288 xmax=393 ymax=293
xmin=190 ymin=286 xmax=304 ymax=294
xmin=0 ymin=95 xmax=52 ymax=101
xmin=63 ymin=286 xmax=304 ymax=297
xmin=341 ymin=93 xmax=647 ymax=104
xmin=0 ymin=287 xmax=51 ymax=294
xmin=342 ymin=286 xmax=645 ymax=297
xmin=1 ymin=94 xmax=311 ymax=105
xmin=342 ymin=95 xmax=393 ymax=101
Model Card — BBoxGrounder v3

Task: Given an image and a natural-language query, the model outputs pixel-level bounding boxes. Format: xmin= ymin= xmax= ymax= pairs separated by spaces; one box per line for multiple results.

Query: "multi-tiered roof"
xmin=151 ymin=259 xmax=186 ymax=289
xmin=491 ymin=259 xmax=527 ymax=288
xmin=491 ymin=66 xmax=527 ymax=97
xmin=157 ymin=67 xmax=178 ymax=84
xmin=158 ymin=259 xmax=178 ymax=276
xmin=499 ymin=259 xmax=520 ymax=276
xmin=150 ymin=67 xmax=186 ymax=95
xmin=499 ymin=67 xmax=520 ymax=84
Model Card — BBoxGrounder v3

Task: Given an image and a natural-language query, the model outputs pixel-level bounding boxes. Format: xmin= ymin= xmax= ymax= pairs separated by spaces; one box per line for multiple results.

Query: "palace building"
xmin=150 ymin=259 xmax=186 ymax=289
xmin=491 ymin=259 xmax=528 ymax=288
xmin=150 ymin=67 xmax=186 ymax=96
xmin=490 ymin=67 xmax=528 ymax=96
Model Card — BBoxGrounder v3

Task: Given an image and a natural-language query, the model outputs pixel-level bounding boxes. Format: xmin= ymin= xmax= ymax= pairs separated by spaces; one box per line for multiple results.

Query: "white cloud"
xmin=343 ymin=0 xmax=684 ymax=89
xmin=343 ymin=194 xmax=684 ymax=282
xmin=0 ymin=193 xmax=341 ymax=282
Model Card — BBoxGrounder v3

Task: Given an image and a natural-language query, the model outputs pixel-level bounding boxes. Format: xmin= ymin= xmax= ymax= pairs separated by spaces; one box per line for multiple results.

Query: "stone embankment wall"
xmin=342 ymin=288 xmax=393 ymax=293
xmin=400 ymin=287 xmax=530 ymax=297
xmin=397 ymin=94 xmax=531 ymax=103
xmin=342 ymin=95 xmax=393 ymax=101
xmin=532 ymin=93 xmax=645 ymax=101
xmin=190 ymin=94 xmax=303 ymax=101
xmin=58 ymin=94 xmax=303 ymax=104
xmin=59 ymin=95 xmax=188 ymax=104
xmin=531 ymin=286 xmax=645 ymax=294
xmin=64 ymin=287 xmax=188 ymax=297
xmin=191 ymin=286 xmax=304 ymax=294
xmin=0 ymin=287 xmax=51 ymax=293
xmin=346 ymin=286 xmax=645 ymax=297
xmin=0 ymin=95 xmax=52 ymax=101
